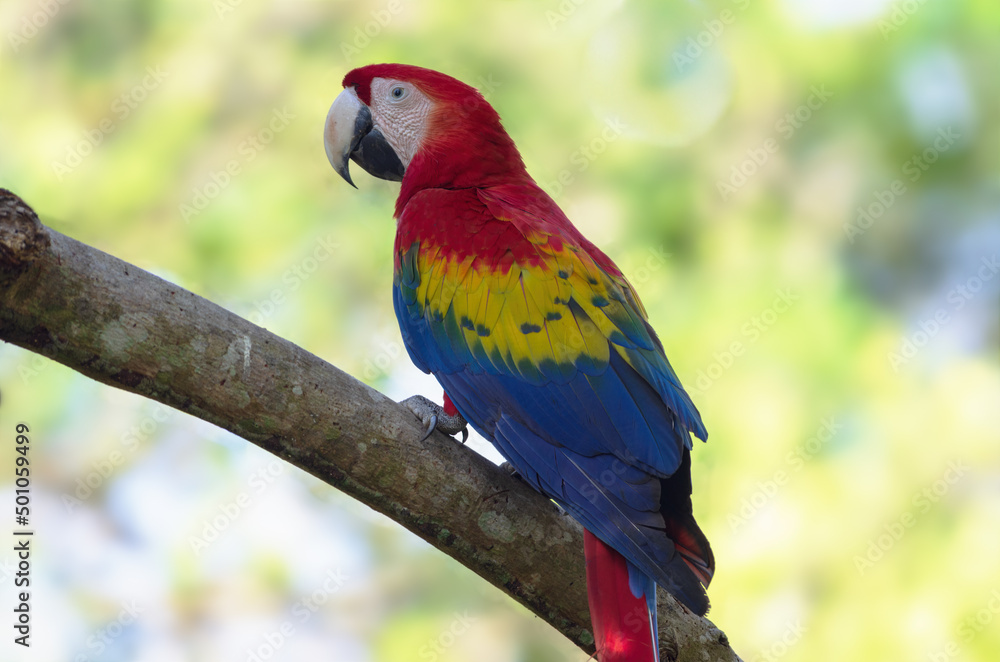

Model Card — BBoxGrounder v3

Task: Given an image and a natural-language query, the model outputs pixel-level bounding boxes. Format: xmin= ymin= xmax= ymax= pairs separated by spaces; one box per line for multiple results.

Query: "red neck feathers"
xmin=343 ymin=64 xmax=531 ymax=215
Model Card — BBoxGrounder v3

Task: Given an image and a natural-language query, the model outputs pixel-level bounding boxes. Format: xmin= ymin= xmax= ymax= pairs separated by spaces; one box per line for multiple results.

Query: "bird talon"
xmin=400 ymin=395 xmax=468 ymax=443
xmin=500 ymin=461 xmax=521 ymax=479
xmin=420 ymin=414 xmax=437 ymax=442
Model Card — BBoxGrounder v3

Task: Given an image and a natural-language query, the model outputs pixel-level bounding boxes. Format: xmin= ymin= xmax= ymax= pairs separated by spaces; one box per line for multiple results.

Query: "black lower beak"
xmin=351 ymin=109 xmax=406 ymax=183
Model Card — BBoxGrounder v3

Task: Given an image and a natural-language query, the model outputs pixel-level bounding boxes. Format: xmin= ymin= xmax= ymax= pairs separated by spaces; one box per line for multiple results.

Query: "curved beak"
xmin=324 ymin=87 xmax=405 ymax=188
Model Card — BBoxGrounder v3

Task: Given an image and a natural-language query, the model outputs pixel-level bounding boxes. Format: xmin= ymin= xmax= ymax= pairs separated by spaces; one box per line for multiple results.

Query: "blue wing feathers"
xmin=391 ymin=201 xmax=710 ymax=611
xmin=428 ymin=353 xmax=707 ymax=607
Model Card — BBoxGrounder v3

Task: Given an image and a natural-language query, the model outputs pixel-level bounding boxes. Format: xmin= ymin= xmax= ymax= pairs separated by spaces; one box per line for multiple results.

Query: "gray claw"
xmin=420 ymin=414 xmax=437 ymax=442
xmin=500 ymin=461 xmax=520 ymax=478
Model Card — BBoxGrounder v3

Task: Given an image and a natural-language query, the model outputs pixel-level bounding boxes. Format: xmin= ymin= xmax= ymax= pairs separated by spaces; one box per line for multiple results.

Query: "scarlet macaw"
xmin=323 ymin=64 xmax=713 ymax=661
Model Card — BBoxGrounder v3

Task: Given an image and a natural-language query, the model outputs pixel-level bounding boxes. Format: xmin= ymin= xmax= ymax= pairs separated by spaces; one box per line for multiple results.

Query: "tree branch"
xmin=0 ymin=189 xmax=739 ymax=661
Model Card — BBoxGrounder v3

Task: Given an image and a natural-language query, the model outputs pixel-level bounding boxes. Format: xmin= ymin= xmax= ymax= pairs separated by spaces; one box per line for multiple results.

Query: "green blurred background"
xmin=1 ymin=0 xmax=998 ymax=660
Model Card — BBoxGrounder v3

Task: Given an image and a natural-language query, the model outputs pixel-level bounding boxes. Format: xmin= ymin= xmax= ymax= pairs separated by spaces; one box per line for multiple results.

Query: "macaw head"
xmin=324 ymin=64 xmax=526 ymax=197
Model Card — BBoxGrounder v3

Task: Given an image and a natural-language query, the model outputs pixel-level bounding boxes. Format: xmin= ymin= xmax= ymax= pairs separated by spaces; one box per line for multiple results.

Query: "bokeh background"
xmin=1 ymin=0 xmax=998 ymax=660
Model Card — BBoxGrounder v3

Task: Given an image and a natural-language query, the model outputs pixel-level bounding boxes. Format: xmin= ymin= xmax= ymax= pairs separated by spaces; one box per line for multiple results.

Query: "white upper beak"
xmin=324 ymin=87 xmax=365 ymax=186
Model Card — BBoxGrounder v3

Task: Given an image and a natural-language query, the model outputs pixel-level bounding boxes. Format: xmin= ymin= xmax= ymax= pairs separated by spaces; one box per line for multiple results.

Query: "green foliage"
xmin=1 ymin=1 xmax=997 ymax=660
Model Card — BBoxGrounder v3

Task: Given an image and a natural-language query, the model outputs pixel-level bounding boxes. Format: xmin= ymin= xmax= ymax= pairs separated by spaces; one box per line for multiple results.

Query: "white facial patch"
xmin=368 ymin=77 xmax=434 ymax=168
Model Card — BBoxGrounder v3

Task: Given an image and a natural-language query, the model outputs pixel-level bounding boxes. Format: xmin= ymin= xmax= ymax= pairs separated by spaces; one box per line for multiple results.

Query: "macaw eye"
xmin=390 ymin=86 xmax=407 ymax=100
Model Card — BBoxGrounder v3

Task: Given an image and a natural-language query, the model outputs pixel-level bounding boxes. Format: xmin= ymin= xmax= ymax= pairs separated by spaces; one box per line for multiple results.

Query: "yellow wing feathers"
xmin=411 ymin=237 xmax=650 ymax=382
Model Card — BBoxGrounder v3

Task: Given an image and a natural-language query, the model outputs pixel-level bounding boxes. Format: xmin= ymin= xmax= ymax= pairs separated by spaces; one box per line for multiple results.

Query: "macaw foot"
xmin=400 ymin=395 xmax=468 ymax=443
xmin=499 ymin=461 xmax=521 ymax=479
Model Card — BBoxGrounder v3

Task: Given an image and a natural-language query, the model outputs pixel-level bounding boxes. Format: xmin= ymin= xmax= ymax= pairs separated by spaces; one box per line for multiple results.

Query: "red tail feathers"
xmin=442 ymin=391 xmax=459 ymax=416
xmin=584 ymin=530 xmax=657 ymax=662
